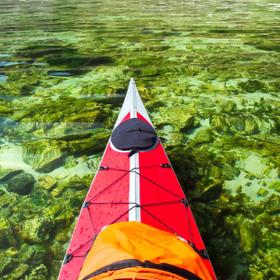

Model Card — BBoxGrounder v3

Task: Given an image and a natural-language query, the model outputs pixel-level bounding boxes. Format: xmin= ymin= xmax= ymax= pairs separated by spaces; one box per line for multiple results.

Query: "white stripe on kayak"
xmin=114 ymin=78 xmax=152 ymax=128
xmin=129 ymin=152 xmax=140 ymax=221
xmin=128 ymin=78 xmax=141 ymax=221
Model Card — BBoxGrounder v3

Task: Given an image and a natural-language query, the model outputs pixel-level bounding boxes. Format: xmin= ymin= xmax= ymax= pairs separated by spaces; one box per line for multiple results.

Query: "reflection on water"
xmin=0 ymin=1 xmax=279 ymax=279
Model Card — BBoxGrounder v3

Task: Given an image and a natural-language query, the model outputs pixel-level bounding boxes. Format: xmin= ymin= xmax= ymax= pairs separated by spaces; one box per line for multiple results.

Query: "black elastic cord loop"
xmin=128 ymin=148 xmax=138 ymax=157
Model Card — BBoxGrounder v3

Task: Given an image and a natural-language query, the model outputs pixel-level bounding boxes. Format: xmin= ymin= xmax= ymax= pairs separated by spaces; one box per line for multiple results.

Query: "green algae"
xmin=0 ymin=0 xmax=279 ymax=279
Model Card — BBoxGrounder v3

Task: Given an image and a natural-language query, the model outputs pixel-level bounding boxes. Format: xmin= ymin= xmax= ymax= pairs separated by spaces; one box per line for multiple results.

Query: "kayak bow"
xmin=58 ymin=79 xmax=216 ymax=280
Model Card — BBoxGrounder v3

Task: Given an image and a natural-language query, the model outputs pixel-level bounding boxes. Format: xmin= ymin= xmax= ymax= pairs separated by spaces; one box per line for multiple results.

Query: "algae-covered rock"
xmin=154 ymin=105 xmax=197 ymax=132
xmin=67 ymin=130 xmax=109 ymax=155
xmin=228 ymin=115 xmax=245 ymax=132
xmin=0 ymin=254 xmax=13 ymax=275
xmin=23 ymin=140 xmax=66 ymax=172
xmin=238 ymin=79 xmax=268 ymax=92
xmin=64 ymin=155 xmax=78 ymax=169
xmin=28 ymin=264 xmax=48 ymax=280
xmin=50 ymin=174 xmax=90 ymax=197
xmin=210 ymin=115 xmax=229 ymax=134
xmin=20 ymin=217 xmax=53 ymax=243
xmin=239 ymin=219 xmax=256 ymax=253
xmin=4 ymin=171 xmax=35 ymax=195
xmin=257 ymin=187 xmax=269 ymax=197
xmin=222 ymin=164 xmax=240 ymax=180
xmin=9 ymin=263 xmax=29 ymax=279
xmin=50 ymin=241 xmax=64 ymax=258
xmin=37 ymin=176 xmax=57 ymax=191
xmin=192 ymin=128 xmax=213 ymax=144
xmin=219 ymin=100 xmax=237 ymax=113
xmin=199 ymin=183 xmax=223 ymax=202
xmin=245 ymin=117 xmax=259 ymax=135
xmin=0 ymin=218 xmax=16 ymax=248
xmin=0 ymin=168 xmax=22 ymax=182
xmin=18 ymin=244 xmax=46 ymax=265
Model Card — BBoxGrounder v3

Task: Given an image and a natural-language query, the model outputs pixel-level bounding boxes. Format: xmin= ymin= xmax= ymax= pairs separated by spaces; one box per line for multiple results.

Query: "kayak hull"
xmin=58 ymin=79 xmax=216 ymax=280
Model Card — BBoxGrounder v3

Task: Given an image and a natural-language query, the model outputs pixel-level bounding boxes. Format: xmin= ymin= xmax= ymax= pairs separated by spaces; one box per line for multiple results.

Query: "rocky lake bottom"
xmin=0 ymin=0 xmax=279 ymax=279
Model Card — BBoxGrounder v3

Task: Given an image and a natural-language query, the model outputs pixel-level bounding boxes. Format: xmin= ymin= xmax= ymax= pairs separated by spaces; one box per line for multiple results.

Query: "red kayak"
xmin=58 ymin=79 xmax=216 ymax=280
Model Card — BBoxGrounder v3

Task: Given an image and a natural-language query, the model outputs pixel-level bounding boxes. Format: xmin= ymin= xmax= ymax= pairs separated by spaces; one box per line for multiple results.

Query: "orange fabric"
xmin=78 ymin=222 xmax=213 ymax=280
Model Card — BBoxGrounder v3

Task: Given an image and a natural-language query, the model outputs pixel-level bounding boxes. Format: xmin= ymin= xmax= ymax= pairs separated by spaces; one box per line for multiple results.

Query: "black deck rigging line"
xmin=87 ymin=199 xmax=184 ymax=207
xmin=64 ymin=163 xmax=205 ymax=266
xmin=134 ymin=170 xmax=182 ymax=199
xmin=88 ymin=164 xmax=181 ymax=203
xmin=82 ymin=259 xmax=202 ymax=280
xmin=160 ymin=163 xmax=171 ymax=168
xmin=86 ymin=205 xmax=97 ymax=235
xmin=128 ymin=148 xmax=139 ymax=157
xmin=186 ymin=206 xmax=194 ymax=243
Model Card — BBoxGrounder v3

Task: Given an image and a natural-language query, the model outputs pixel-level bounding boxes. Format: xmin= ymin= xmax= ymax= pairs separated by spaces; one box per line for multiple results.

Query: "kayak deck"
xmin=58 ymin=79 xmax=216 ymax=280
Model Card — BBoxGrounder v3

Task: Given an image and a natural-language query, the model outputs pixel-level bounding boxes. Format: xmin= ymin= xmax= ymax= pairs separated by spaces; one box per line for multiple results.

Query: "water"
xmin=0 ymin=1 xmax=279 ymax=279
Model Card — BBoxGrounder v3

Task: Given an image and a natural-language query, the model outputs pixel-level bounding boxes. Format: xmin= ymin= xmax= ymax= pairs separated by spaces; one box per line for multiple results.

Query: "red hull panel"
xmin=139 ymin=141 xmax=216 ymax=279
xmin=58 ymin=145 xmax=130 ymax=280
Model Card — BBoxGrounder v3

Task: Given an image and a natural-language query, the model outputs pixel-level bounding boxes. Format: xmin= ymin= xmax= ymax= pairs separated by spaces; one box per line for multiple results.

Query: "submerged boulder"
xmin=0 ymin=218 xmax=16 ymax=248
xmin=18 ymin=243 xmax=46 ymax=265
xmin=0 ymin=254 xmax=13 ymax=275
xmin=9 ymin=263 xmax=29 ymax=279
xmin=4 ymin=171 xmax=35 ymax=195
xmin=28 ymin=264 xmax=48 ymax=280
xmin=19 ymin=217 xmax=53 ymax=243
xmin=244 ymin=117 xmax=259 ymax=135
xmin=192 ymin=128 xmax=214 ymax=144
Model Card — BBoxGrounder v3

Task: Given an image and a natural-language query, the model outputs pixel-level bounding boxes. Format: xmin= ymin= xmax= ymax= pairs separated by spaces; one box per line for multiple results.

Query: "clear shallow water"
xmin=0 ymin=1 xmax=279 ymax=279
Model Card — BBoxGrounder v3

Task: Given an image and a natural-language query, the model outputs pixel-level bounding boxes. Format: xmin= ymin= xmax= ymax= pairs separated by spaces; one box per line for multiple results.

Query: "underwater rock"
xmin=244 ymin=117 xmax=259 ymax=135
xmin=28 ymin=264 xmax=48 ymax=280
xmin=257 ymin=187 xmax=269 ymax=197
xmin=18 ymin=244 xmax=46 ymax=266
xmin=0 ymin=193 xmax=17 ymax=213
xmin=248 ymin=249 xmax=280 ymax=279
xmin=23 ymin=140 xmax=66 ymax=172
xmin=192 ymin=128 xmax=213 ymax=144
xmin=64 ymin=155 xmax=78 ymax=169
xmin=0 ymin=169 xmax=22 ymax=182
xmin=4 ymin=171 xmax=35 ymax=195
xmin=86 ymin=155 xmax=101 ymax=170
xmin=210 ymin=115 xmax=229 ymax=134
xmin=238 ymin=79 xmax=268 ymax=92
xmin=219 ymin=100 xmax=237 ymax=113
xmin=228 ymin=116 xmax=245 ymax=132
xmin=19 ymin=217 xmax=53 ymax=243
xmin=64 ymin=111 xmax=103 ymax=125
xmin=239 ymin=219 xmax=256 ymax=253
xmin=199 ymin=184 xmax=223 ymax=202
xmin=222 ymin=164 xmax=240 ymax=180
xmin=0 ymin=254 xmax=13 ymax=275
xmin=141 ymin=67 xmax=159 ymax=77
xmin=67 ymin=130 xmax=109 ymax=155
xmin=0 ymin=218 xmax=15 ymax=248
xmin=155 ymin=106 xmax=197 ymax=132
xmin=37 ymin=176 xmax=57 ymax=191
xmin=9 ymin=263 xmax=29 ymax=279
xmin=55 ymin=228 xmax=69 ymax=242
xmin=50 ymin=241 xmax=64 ymax=258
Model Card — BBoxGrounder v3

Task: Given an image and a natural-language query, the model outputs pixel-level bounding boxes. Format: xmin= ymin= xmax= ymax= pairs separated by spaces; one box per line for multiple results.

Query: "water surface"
xmin=0 ymin=1 xmax=279 ymax=279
